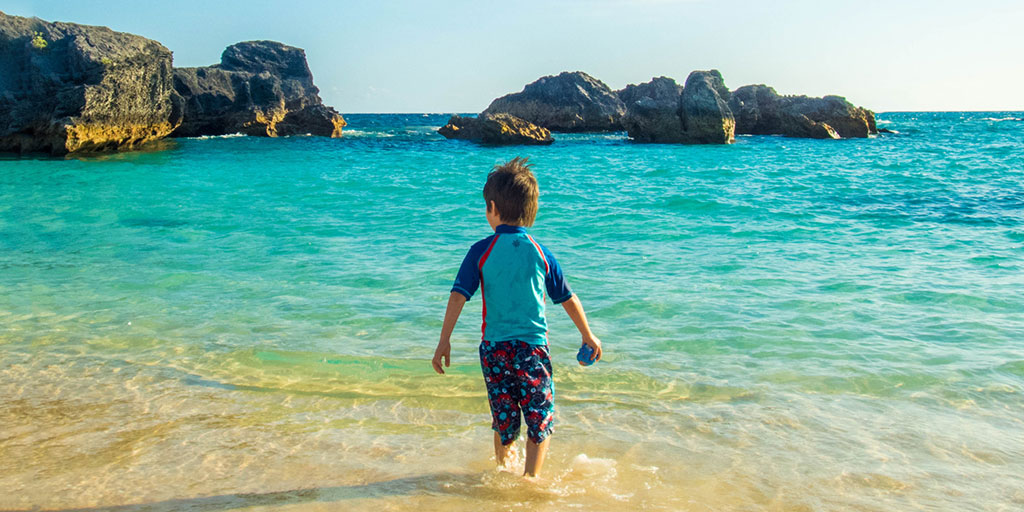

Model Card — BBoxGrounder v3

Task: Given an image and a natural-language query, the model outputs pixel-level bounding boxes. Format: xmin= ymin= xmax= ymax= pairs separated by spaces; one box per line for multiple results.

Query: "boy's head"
xmin=484 ymin=157 xmax=539 ymax=227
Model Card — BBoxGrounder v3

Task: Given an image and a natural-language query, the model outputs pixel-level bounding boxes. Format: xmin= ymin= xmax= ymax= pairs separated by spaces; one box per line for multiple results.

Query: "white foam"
xmin=187 ymin=133 xmax=246 ymax=140
xmin=342 ymin=129 xmax=395 ymax=138
xmin=541 ymin=453 xmax=620 ymax=498
xmin=567 ymin=453 xmax=617 ymax=477
xmin=405 ymin=126 xmax=443 ymax=134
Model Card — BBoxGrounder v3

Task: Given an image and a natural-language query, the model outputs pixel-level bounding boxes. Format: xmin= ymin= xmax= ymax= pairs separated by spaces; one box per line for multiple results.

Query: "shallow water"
xmin=1 ymin=112 xmax=1022 ymax=511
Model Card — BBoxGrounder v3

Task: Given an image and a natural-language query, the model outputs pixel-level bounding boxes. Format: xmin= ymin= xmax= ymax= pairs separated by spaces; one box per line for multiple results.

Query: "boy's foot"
xmin=521 ymin=472 xmax=543 ymax=484
xmin=497 ymin=445 xmax=520 ymax=472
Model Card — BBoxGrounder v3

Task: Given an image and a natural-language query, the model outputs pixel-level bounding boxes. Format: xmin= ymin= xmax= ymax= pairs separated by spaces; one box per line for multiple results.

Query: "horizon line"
xmin=338 ymin=110 xmax=1024 ymax=115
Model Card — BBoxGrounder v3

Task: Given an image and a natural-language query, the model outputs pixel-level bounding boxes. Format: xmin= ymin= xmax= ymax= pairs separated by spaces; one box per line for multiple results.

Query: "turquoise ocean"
xmin=1 ymin=112 xmax=1022 ymax=511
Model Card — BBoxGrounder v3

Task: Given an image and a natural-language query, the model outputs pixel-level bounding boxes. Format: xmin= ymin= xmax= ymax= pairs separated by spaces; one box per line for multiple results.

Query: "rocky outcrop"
xmin=621 ymin=71 xmax=874 ymax=143
xmin=438 ymin=113 xmax=553 ymax=145
xmin=618 ymin=77 xmax=684 ymax=142
xmin=619 ymin=71 xmax=735 ymax=144
xmin=481 ymin=71 xmax=625 ymax=132
xmin=171 ymin=40 xmax=345 ymax=138
xmin=679 ymin=70 xmax=735 ymax=144
xmin=0 ymin=11 xmax=182 ymax=154
xmin=728 ymin=84 xmax=876 ymax=139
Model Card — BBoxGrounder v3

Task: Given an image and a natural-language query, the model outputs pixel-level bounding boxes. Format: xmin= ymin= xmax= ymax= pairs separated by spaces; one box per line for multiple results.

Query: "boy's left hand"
xmin=582 ymin=334 xmax=603 ymax=363
xmin=432 ymin=339 xmax=451 ymax=374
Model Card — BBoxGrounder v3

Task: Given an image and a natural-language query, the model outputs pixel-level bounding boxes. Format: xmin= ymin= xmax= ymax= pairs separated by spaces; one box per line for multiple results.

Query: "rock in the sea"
xmin=481 ymin=71 xmax=625 ymax=132
xmin=678 ymin=70 xmax=735 ymax=144
xmin=172 ymin=40 xmax=345 ymax=138
xmin=728 ymin=84 xmax=875 ymax=139
xmin=619 ymin=71 xmax=735 ymax=144
xmin=618 ymin=77 xmax=684 ymax=143
xmin=0 ymin=11 xmax=182 ymax=154
xmin=438 ymin=113 xmax=553 ymax=145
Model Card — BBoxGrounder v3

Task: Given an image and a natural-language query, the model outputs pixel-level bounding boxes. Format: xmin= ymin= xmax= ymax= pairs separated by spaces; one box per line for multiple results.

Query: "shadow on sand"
xmin=7 ymin=472 xmax=510 ymax=512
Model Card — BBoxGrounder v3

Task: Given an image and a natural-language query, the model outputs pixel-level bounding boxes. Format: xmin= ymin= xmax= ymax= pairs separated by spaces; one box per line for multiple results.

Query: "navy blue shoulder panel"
xmin=539 ymin=241 xmax=573 ymax=304
xmin=451 ymin=235 xmax=496 ymax=300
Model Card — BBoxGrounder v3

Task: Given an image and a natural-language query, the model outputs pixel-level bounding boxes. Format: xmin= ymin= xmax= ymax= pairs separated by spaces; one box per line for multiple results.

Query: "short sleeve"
xmin=542 ymin=244 xmax=573 ymax=304
xmin=451 ymin=237 xmax=492 ymax=300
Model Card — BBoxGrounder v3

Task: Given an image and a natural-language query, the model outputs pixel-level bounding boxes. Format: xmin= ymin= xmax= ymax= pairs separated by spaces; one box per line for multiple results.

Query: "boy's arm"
xmin=561 ymin=294 xmax=602 ymax=363
xmin=432 ymin=291 xmax=468 ymax=375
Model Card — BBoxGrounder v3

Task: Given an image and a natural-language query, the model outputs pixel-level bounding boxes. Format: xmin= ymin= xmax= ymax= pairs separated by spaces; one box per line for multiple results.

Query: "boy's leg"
xmin=517 ymin=341 xmax=555 ymax=478
xmin=494 ymin=431 xmax=516 ymax=467
xmin=524 ymin=436 xmax=549 ymax=477
xmin=481 ymin=340 xmax=522 ymax=467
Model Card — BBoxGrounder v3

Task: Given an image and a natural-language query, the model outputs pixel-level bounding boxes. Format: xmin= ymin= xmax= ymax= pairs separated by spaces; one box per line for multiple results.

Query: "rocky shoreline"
xmin=442 ymin=69 xmax=877 ymax=145
xmin=172 ymin=41 xmax=345 ymax=139
xmin=0 ymin=11 xmax=344 ymax=155
xmin=0 ymin=12 xmax=182 ymax=154
xmin=2 ymin=10 xmax=879 ymax=153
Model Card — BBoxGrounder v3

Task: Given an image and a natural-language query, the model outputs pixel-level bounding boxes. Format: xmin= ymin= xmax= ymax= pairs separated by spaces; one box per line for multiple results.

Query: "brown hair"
xmin=483 ymin=157 xmax=539 ymax=227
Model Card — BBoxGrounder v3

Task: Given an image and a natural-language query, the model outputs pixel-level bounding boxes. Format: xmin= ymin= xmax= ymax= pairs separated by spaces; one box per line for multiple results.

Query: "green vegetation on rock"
xmin=30 ymin=31 xmax=47 ymax=49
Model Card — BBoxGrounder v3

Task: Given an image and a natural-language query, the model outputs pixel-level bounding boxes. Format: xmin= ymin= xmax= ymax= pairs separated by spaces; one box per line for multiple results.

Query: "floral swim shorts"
xmin=479 ymin=339 xmax=555 ymax=446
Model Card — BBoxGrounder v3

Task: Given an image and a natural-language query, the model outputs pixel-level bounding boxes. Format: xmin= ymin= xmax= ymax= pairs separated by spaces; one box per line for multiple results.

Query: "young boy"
xmin=431 ymin=157 xmax=602 ymax=478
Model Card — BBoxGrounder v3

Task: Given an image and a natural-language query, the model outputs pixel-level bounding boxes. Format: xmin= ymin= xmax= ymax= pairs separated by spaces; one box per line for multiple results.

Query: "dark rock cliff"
xmin=729 ymin=84 xmax=876 ymax=139
xmin=618 ymin=76 xmax=684 ymax=142
xmin=678 ymin=70 xmax=735 ymax=144
xmin=621 ymin=72 xmax=875 ymax=143
xmin=481 ymin=71 xmax=625 ymax=132
xmin=0 ymin=11 xmax=182 ymax=154
xmin=171 ymin=40 xmax=345 ymax=138
xmin=619 ymin=71 xmax=735 ymax=144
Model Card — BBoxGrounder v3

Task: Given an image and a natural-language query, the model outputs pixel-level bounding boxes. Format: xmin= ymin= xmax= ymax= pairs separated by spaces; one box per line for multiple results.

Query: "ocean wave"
xmin=981 ymin=117 xmax=1023 ymax=122
xmin=187 ymin=133 xmax=246 ymax=140
xmin=406 ymin=126 xmax=442 ymax=134
xmin=342 ymin=129 xmax=395 ymax=138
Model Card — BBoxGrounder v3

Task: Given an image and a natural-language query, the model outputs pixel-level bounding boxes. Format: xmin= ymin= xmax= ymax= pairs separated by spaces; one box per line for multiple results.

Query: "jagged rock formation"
xmin=620 ymin=71 xmax=876 ymax=143
xmin=171 ymin=40 xmax=345 ymax=138
xmin=0 ymin=11 xmax=182 ymax=154
xmin=481 ymin=71 xmax=625 ymax=132
xmin=679 ymin=70 xmax=735 ymax=144
xmin=438 ymin=113 xmax=553 ymax=145
xmin=619 ymin=71 xmax=735 ymax=144
xmin=618 ymin=77 xmax=684 ymax=142
xmin=729 ymin=84 xmax=876 ymax=139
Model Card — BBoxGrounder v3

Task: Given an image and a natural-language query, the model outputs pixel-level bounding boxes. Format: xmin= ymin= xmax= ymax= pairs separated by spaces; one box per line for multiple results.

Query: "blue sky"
xmin=7 ymin=1 xmax=1023 ymax=112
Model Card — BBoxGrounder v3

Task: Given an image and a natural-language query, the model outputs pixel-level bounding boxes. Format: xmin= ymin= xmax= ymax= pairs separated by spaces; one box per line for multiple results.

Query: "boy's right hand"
xmin=432 ymin=339 xmax=451 ymax=374
xmin=582 ymin=335 xmax=603 ymax=363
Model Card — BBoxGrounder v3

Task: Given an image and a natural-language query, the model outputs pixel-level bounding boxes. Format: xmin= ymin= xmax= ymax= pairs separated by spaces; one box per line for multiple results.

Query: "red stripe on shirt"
xmin=527 ymin=235 xmax=550 ymax=304
xmin=478 ymin=235 xmax=500 ymax=339
xmin=526 ymin=235 xmax=549 ymax=274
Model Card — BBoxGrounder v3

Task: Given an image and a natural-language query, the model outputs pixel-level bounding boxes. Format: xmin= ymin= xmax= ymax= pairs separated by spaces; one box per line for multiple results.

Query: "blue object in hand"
xmin=577 ymin=343 xmax=597 ymax=366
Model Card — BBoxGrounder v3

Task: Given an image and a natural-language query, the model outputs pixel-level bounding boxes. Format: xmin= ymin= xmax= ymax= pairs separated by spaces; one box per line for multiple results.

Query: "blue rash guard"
xmin=451 ymin=225 xmax=573 ymax=345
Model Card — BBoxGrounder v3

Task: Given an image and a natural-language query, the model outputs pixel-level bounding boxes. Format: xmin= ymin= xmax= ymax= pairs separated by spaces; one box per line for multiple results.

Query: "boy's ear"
xmin=488 ymin=200 xmax=504 ymax=223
